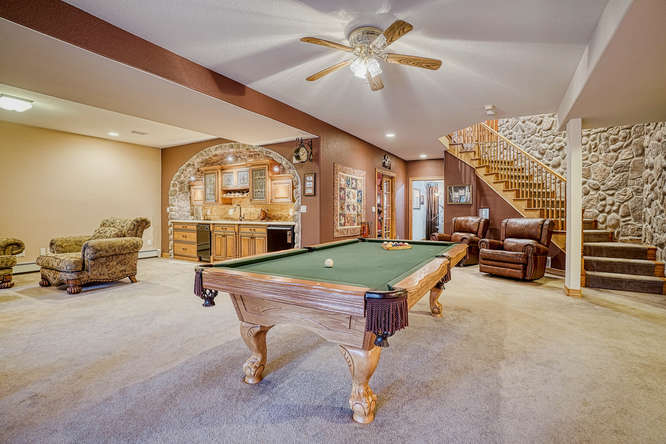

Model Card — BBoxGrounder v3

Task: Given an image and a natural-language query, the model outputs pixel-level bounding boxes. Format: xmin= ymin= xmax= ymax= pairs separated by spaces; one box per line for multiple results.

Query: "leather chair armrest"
xmin=523 ymin=243 xmax=549 ymax=256
xmin=49 ymin=235 xmax=91 ymax=254
xmin=479 ymin=239 xmax=503 ymax=250
xmin=82 ymin=237 xmax=143 ymax=261
xmin=460 ymin=235 xmax=480 ymax=245
xmin=431 ymin=233 xmax=452 ymax=241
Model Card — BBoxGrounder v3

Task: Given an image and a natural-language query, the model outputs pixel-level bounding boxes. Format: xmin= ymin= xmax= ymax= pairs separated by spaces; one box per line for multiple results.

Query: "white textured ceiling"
xmin=0 ymin=84 xmax=216 ymax=148
xmin=63 ymin=0 xmax=609 ymax=159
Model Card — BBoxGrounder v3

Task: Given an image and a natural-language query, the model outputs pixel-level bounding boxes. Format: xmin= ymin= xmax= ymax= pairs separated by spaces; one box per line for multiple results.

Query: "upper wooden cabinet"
xmin=250 ymin=166 xmax=268 ymax=202
xmin=189 ymin=180 xmax=204 ymax=206
xmin=221 ymin=167 xmax=250 ymax=190
xmin=203 ymin=171 xmax=218 ymax=203
xmin=270 ymin=175 xmax=293 ymax=203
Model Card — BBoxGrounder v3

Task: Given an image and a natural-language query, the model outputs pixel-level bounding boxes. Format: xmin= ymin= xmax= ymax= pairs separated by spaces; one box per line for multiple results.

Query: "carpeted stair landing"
xmin=583 ymin=219 xmax=665 ymax=295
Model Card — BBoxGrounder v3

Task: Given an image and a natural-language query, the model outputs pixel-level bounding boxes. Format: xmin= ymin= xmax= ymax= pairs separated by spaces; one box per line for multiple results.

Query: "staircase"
xmin=583 ymin=219 xmax=666 ymax=295
xmin=442 ymin=121 xmax=567 ymax=251
xmin=444 ymin=121 xmax=665 ymax=295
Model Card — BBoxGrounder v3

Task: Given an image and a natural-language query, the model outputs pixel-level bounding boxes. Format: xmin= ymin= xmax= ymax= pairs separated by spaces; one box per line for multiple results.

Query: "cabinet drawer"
xmin=173 ymin=231 xmax=197 ymax=242
xmin=173 ymin=242 xmax=197 ymax=257
xmin=213 ymin=224 xmax=237 ymax=232
xmin=173 ymin=223 xmax=197 ymax=231
xmin=239 ymin=225 xmax=267 ymax=235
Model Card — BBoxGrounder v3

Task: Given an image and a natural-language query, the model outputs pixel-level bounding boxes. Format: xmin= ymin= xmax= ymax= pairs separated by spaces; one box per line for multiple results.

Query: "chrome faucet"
xmin=235 ymin=204 xmax=244 ymax=221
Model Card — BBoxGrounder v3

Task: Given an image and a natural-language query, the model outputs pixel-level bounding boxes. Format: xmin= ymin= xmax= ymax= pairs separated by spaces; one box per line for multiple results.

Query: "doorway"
xmin=375 ymin=169 xmax=396 ymax=239
xmin=409 ymin=179 xmax=444 ymax=240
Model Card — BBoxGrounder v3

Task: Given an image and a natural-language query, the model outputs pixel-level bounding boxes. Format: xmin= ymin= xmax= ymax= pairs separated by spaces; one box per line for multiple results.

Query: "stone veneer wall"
xmin=498 ymin=114 xmax=665 ymax=260
xmin=167 ymin=142 xmax=302 ymax=255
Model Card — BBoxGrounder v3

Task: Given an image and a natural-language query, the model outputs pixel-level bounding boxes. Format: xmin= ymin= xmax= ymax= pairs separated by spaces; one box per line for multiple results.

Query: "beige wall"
xmin=0 ymin=121 xmax=161 ymax=263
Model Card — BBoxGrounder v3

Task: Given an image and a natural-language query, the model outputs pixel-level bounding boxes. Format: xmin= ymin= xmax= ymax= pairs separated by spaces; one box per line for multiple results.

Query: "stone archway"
xmin=167 ymin=142 xmax=302 ymax=255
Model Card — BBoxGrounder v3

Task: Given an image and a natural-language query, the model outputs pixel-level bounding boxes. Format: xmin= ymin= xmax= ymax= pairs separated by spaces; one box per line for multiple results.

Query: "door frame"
xmin=408 ymin=176 xmax=444 ymax=240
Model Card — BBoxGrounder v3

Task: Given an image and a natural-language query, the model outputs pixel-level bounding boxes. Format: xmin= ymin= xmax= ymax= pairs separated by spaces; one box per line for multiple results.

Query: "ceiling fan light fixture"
xmin=367 ymin=57 xmax=382 ymax=77
xmin=350 ymin=57 xmax=368 ymax=79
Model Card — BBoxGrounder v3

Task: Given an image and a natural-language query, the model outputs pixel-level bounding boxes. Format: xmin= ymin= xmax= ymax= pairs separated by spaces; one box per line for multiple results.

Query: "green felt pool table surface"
xmin=215 ymin=238 xmax=457 ymax=291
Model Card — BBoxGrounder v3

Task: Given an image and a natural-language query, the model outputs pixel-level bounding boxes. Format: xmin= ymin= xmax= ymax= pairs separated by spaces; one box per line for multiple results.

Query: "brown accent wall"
xmin=406 ymin=159 xmax=444 ymax=178
xmin=2 ymin=1 xmax=407 ymax=245
xmin=443 ymin=152 xmax=521 ymax=239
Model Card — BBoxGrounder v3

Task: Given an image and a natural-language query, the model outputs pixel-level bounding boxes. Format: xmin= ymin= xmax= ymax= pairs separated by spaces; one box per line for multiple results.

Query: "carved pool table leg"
xmin=339 ymin=345 xmax=381 ymax=424
xmin=240 ymin=322 xmax=273 ymax=384
xmin=429 ymin=284 xmax=443 ymax=317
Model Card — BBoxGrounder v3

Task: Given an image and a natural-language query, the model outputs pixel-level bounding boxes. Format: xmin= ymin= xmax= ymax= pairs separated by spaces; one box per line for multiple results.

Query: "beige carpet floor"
xmin=1 ymin=258 xmax=665 ymax=443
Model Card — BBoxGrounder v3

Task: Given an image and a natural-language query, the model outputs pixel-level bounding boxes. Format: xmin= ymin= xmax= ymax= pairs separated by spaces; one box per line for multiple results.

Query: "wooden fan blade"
xmin=366 ymin=72 xmax=384 ymax=91
xmin=386 ymin=53 xmax=442 ymax=70
xmin=383 ymin=20 xmax=413 ymax=46
xmin=300 ymin=37 xmax=353 ymax=52
xmin=306 ymin=59 xmax=353 ymax=81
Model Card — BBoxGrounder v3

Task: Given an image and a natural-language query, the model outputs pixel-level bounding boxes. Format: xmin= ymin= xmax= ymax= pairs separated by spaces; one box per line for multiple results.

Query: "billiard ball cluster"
xmin=383 ymin=241 xmax=410 ymax=248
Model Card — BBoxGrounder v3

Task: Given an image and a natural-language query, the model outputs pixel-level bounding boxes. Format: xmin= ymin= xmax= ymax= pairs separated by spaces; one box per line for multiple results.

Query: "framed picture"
xmin=447 ymin=184 xmax=472 ymax=205
xmin=303 ymin=172 xmax=316 ymax=196
xmin=479 ymin=207 xmax=489 ymax=219
xmin=412 ymin=189 xmax=421 ymax=209
xmin=334 ymin=163 xmax=366 ymax=238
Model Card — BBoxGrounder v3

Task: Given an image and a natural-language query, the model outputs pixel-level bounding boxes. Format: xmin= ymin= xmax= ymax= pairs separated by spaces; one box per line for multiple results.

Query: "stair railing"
xmin=450 ymin=121 xmax=567 ymax=231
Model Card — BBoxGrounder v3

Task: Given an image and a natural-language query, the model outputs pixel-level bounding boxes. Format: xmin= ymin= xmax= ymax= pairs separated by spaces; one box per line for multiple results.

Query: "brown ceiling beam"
xmin=0 ymin=0 xmax=328 ymax=137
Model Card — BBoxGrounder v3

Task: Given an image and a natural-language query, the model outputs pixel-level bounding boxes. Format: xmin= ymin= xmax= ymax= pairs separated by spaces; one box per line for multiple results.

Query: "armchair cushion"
xmin=36 ymin=253 xmax=83 ymax=272
xmin=0 ymin=255 xmax=17 ymax=269
xmin=0 ymin=238 xmax=25 ymax=256
xmin=83 ymin=238 xmax=143 ymax=261
xmin=503 ymin=238 xmax=548 ymax=255
xmin=49 ymin=235 xmax=91 ymax=254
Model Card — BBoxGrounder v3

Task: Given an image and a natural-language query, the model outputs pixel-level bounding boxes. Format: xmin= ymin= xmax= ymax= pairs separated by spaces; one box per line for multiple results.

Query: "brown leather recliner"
xmin=430 ymin=216 xmax=489 ymax=265
xmin=479 ymin=218 xmax=553 ymax=281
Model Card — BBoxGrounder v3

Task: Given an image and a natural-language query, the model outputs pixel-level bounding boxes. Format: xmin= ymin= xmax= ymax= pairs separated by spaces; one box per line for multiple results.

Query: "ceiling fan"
xmin=301 ymin=20 xmax=442 ymax=92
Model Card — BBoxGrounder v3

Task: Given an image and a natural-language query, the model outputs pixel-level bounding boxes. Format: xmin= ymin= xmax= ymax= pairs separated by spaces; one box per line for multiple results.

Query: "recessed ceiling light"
xmin=107 ymin=131 xmax=119 ymax=137
xmin=0 ymin=94 xmax=33 ymax=112
xmin=385 ymin=133 xmax=395 ymax=138
xmin=419 ymin=154 xmax=427 ymax=159
xmin=227 ymin=155 xmax=234 ymax=161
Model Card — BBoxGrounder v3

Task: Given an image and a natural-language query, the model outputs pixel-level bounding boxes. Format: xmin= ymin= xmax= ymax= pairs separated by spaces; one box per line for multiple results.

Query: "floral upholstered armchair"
xmin=37 ymin=217 xmax=151 ymax=294
xmin=0 ymin=238 xmax=25 ymax=289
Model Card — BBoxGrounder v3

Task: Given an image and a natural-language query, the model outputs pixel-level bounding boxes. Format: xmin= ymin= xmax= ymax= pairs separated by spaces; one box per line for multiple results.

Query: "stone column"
xmin=565 ymin=118 xmax=583 ymax=297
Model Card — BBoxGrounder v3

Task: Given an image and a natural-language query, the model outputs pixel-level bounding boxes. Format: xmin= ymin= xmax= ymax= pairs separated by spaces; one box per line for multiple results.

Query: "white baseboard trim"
xmin=14 ymin=262 xmax=39 ymax=274
xmin=13 ymin=249 xmax=161 ymax=274
xmin=138 ymin=249 xmax=161 ymax=259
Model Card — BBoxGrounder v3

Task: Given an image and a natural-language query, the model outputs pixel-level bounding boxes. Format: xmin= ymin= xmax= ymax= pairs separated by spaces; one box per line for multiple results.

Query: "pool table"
xmin=193 ymin=238 xmax=466 ymax=424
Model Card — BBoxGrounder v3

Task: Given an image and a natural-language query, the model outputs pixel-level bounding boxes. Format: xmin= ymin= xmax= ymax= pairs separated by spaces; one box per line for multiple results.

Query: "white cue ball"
xmin=324 ymin=258 xmax=334 ymax=268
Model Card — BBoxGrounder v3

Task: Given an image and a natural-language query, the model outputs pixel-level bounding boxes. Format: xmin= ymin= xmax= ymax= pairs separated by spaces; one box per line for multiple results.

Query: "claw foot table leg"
xmin=339 ymin=345 xmax=381 ymax=424
xmin=240 ymin=322 xmax=273 ymax=384
xmin=429 ymin=285 xmax=443 ymax=317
